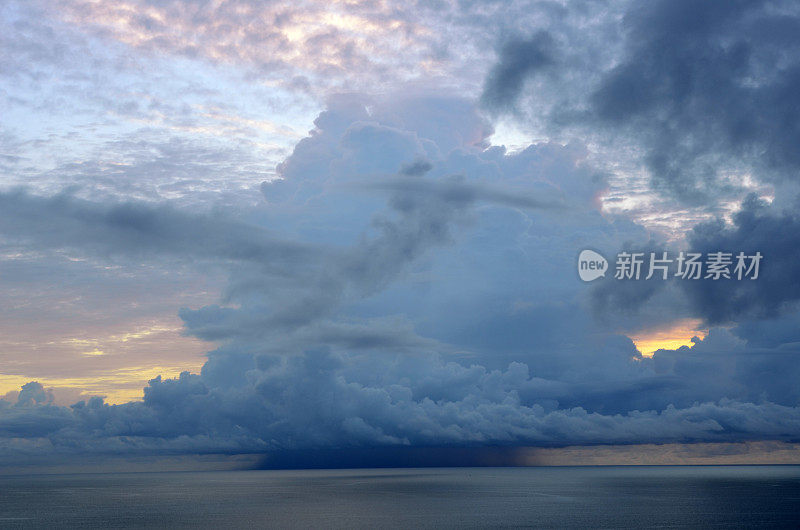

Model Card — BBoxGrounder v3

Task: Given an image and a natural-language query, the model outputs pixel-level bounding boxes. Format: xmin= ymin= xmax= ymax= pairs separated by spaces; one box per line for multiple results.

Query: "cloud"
xmin=682 ymin=194 xmax=800 ymax=324
xmin=2 ymin=0 xmax=800 ymax=469
xmin=481 ymin=32 xmax=556 ymax=112
xmin=1 ymin=0 xmax=311 ymax=208
xmin=469 ymin=0 xmax=800 ymax=345
xmin=589 ymin=193 xmax=800 ymax=329
xmin=361 ymin=176 xmax=566 ymax=212
xmin=4 ymin=349 xmax=800 ymax=462
xmin=43 ymin=0 xmax=459 ymax=93
xmin=476 ymin=0 xmax=800 ymax=220
xmin=15 ymin=382 xmax=53 ymax=407
xmin=0 ymin=189 xmax=317 ymax=270
xmin=588 ymin=0 xmax=800 ymax=202
xmin=3 ymin=93 xmax=800 ymax=466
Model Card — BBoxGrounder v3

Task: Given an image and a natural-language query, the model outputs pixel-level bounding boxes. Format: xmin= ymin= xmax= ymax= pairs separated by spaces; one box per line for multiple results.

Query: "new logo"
xmin=578 ymin=249 xmax=608 ymax=282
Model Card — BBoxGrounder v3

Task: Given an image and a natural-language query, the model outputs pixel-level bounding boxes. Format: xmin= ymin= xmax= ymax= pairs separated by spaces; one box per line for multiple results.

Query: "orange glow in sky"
xmin=0 ymin=320 xmax=208 ymax=405
xmin=629 ymin=318 xmax=708 ymax=357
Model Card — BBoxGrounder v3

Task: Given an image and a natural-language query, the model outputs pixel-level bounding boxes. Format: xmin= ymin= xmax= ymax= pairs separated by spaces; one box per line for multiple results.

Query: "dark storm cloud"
xmin=588 ymin=238 xmax=677 ymax=325
xmin=683 ymin=194 xmax=800 ymax=324
xmin=254 ymin=446 xmax=530 ymax=469
xmin=481 ymin=32 xmax=556 ymax=112
xmin=588 ymin=0 xmax=800 ymax=201
xmin=482 ymin=0 xmax=800 ymax=203
xmin=473 ymin=0 xmax=800 ymax=340
xmin=648 ymin=326 xmax=800 ymax=409
xmin=734 ymin=312 xmax=800 ymax=349
xmin=590 ymin=193 xmax=800 ymax=327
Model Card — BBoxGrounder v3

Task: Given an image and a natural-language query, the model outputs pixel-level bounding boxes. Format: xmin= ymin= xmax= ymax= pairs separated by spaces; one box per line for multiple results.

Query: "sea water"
xmin=1 ymin=466 xmax=799 ymax=528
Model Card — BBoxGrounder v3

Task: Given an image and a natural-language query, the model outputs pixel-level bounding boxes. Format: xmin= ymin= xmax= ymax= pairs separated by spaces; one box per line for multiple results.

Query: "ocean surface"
xmin=1 ymin=466 xmax=799 ymax=528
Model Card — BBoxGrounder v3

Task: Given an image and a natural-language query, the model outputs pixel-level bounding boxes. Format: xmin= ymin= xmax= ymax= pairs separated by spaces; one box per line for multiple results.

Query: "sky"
xmin=2 ymin=0 xmax=800 ymax=467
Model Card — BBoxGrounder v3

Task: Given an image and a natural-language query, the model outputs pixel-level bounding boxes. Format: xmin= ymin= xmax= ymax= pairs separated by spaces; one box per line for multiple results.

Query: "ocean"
xmin=1 ymin=466 xmax=799 ymax=528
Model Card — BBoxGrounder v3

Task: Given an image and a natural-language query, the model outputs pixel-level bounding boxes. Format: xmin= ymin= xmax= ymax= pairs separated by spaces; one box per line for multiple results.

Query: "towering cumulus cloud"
xmin=3 ymin=92 xmax=800 ymax=466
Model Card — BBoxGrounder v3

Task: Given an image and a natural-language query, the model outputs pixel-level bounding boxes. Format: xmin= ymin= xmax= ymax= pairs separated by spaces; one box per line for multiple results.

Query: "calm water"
xmin=1 ymin=466 xmax=799 ymax=528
